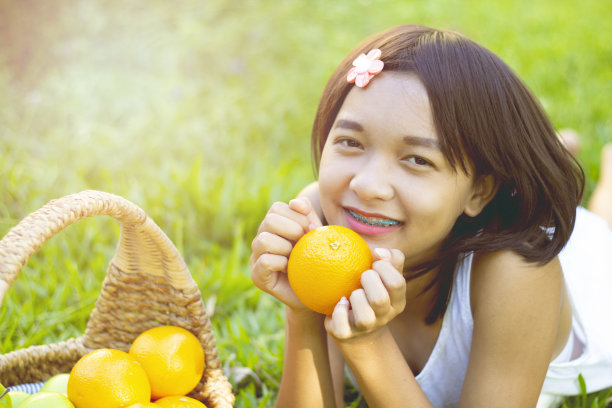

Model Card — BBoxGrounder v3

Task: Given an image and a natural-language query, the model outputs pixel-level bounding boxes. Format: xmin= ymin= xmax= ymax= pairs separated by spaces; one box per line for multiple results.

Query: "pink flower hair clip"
xmin=347 ymin=48 xmax=384 ymax=88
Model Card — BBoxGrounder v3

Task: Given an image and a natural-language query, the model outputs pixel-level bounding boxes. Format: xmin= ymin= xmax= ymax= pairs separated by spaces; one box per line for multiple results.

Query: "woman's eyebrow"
xmin=403 ymin=135 xmax=440 ymax=149
xmin=334 ymin=119 xmax=364 ymax=131
xmin=334 ymin=119 xmax=439 ymax=149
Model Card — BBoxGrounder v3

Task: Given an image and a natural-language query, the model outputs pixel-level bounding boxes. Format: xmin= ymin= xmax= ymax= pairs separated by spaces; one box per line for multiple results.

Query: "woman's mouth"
xmin=345 ymin=208 xmax=402 ymax=235
xmin=347 ymin=209 xmax=400 ymax=227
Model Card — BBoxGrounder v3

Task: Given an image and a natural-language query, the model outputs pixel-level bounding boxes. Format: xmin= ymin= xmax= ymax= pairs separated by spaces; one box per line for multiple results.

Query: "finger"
xmin=373 ymin=247 xmax=391 ymax=261
xmin=251 ymin=254 xmax=303 ymax=308
xmin=258 ymin=212 xmax=308 ymax=243
xmin=258 ymin=201 xmax=312 ymax=237
xmin=372 ymin=249 xmax=406 ymax=308
xmin=349 ymin=289 xmax=376 ymax=331
xmin=271 ymin=271 xmax=305 ymax=308
xmin=389 ymin=248 xmax=406 ymax=274
xmin=301 ymin=197 xmax=324 ymax=230
xmin=374 ymin=247 xmax=405 ymax=273
xmin=360 ymin=269 xmax=391 ymax=316
xmin=250 ymin=253 xmax=288 ymax=292
xmin=325 ymin=296 xmax=352 ymax=339
xmin=289 ymin=197 xmax=323 ymax=232
xmin=288 ymin=197 xmax=311 ymax=215
xmin=251 ymin=231 xmax=293 ymax=260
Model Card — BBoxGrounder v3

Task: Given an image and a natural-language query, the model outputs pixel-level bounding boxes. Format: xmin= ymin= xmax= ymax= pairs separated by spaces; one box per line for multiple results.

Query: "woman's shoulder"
xmin=458 ymin=253 xmax=570 ymax=406
xmin=469 ymin=250 xmax=564 ymax=317
xmin=470 ymin=249 xmax=563 ymax=280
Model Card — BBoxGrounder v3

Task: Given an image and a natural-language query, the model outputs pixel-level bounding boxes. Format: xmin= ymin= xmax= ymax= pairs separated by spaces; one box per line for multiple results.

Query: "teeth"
xmin=348 ymin=209 xmax=399 ymax=227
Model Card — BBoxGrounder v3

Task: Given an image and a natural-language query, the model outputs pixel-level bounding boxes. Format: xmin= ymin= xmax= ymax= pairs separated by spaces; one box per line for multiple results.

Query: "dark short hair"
xmin=312 ymin=25 xmax=584 ymax=322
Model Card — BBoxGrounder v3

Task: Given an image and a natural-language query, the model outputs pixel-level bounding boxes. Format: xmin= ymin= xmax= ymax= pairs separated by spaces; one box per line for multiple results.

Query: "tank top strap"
xmin=415 ymin=252 xmax=475 ymax=407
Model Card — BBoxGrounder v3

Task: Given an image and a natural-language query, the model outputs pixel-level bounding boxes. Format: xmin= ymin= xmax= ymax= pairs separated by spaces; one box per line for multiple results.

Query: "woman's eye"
xmin=338 ymin=138 xmax=362 ymax=149
xmin=405 ymin=156 xmax=432 ymax=167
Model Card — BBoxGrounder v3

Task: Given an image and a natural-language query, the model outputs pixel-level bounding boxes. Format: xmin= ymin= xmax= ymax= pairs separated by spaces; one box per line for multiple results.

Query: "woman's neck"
xmin=403 ymin=267 xmax=442 ymax=322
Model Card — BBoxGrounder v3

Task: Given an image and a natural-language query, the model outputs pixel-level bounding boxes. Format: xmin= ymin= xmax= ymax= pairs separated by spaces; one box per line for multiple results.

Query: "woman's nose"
xmin=349 ymin=158 xmax=394 ymax=201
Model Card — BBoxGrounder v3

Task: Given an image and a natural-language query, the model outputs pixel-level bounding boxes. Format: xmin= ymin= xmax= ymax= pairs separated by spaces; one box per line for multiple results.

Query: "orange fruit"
xmin=154 ymin=396 xmax=208 ymax=407
xmin=129 ymin=325 xmax=205 ymax=399
xmin=67 ymin=348 xmax=151 ymax=408
xmin=288 ymin=225 xmax=373 ymax=315
xmin=155 ymin=395 xmax=206 ymax=408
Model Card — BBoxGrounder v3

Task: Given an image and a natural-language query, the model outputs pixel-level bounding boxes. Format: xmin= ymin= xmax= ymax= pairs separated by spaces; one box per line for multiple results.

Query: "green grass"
xmin=0 ymin=0 xmax=610 ymax=406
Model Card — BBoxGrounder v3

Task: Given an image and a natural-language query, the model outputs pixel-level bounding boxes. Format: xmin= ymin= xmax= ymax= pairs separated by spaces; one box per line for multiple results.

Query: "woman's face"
xmin=318 ymin=72 xmax=488 ymax=268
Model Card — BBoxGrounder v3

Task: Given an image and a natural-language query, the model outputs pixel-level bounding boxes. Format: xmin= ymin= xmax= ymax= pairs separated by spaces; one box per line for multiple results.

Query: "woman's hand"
xmin=325 ymin=248 xmax=406 ymax=340
xmin=250 ymin=197 xmax=323 ymax=310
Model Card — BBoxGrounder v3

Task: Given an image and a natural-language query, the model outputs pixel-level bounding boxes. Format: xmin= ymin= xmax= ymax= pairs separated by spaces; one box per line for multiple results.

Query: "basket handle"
xmin=0 ymin=190 xmax=190 ymax=305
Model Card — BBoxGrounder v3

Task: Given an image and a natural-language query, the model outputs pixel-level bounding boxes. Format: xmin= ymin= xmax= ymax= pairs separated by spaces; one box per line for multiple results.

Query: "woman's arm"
xmin=336 ymin=327 xmax=434 ymax=407
xmin=276 ymin=308 xmax=337 ymax=408
xmin=459 ymin=251 xmax=568 ymax=407
xmin=251 ymin=182 xmax=343 ymax=407
xmin=328 ymin=336 xmax=347 ymax=408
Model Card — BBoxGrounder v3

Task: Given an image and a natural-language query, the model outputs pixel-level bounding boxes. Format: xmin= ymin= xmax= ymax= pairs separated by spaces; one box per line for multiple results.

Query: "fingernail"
xmin=374 ymin=248 xmax=391 ymax=260
xmin=308 ymin=223 xmax=317 ymax=231
xmin=338 ymin=296 xmax=349 ymax=306
xmin=289 ymin=198 xmax=308 ymax=212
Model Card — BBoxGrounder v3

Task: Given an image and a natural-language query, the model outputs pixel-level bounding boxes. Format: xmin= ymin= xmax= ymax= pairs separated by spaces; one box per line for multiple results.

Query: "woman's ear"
xmin=464 ymin=175 xmax=499 ymax=217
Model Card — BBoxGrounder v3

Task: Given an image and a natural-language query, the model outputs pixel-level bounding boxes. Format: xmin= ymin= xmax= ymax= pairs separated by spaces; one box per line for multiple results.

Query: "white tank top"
xmin=414 ymin=253 xmax=583 ymax=408
xmin=414 ymin=252 xmax=473 ymax=408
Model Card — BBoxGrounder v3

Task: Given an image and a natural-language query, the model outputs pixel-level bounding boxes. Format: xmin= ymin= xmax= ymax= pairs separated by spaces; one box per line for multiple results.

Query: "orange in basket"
xmin=129 ymin=325 xmax=205 ymax=399
xmin=67 ymin=348 xmax=151 ymax=408
xmin=155 ymin=395 xmax=208 ymax=407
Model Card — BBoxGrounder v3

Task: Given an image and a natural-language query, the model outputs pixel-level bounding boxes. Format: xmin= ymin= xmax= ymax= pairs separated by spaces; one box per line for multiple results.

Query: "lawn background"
xmin=0 ymin=0 xmax=610 ymax=407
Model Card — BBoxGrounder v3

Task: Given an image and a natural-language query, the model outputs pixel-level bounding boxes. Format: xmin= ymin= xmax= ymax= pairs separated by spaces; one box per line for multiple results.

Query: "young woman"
xmin=250 ymin=24 xmax=612 ymax=407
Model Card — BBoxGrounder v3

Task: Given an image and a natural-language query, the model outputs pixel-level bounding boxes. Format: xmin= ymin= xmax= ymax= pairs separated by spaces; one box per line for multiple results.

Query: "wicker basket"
xmin=0 ymin=190 xmax=234 ymax=407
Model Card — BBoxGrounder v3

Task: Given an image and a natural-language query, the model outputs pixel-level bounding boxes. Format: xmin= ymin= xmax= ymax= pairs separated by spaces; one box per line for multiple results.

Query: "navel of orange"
xmin=287 ymin=225 xmax=373 ymax=315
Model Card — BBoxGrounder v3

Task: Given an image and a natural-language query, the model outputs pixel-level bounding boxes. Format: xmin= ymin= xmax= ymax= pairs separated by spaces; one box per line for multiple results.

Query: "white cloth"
xmin=542 ymin=207 xmax=612 ymax=397
xmin=414 ymin=207 xmax=612 ymax=407
xmin=414 ymin=251 xmax=473 ymax=408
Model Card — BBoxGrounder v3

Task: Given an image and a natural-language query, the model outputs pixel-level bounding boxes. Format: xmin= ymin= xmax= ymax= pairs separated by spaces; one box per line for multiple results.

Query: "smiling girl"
xmin=250 ymin=25 xmax=612 ymax=407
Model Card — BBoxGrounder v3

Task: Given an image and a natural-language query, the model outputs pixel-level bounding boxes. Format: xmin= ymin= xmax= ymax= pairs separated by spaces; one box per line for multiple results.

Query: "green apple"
xmin=7 ymin=391 xmax=28 ymax=407
xmin=17 ymin=393 xmax=74 ymax=408
xmin=0 ymin=382 xmax=12 ymax=408
xmin=39 ymin=374 xmax=70 ymax=396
